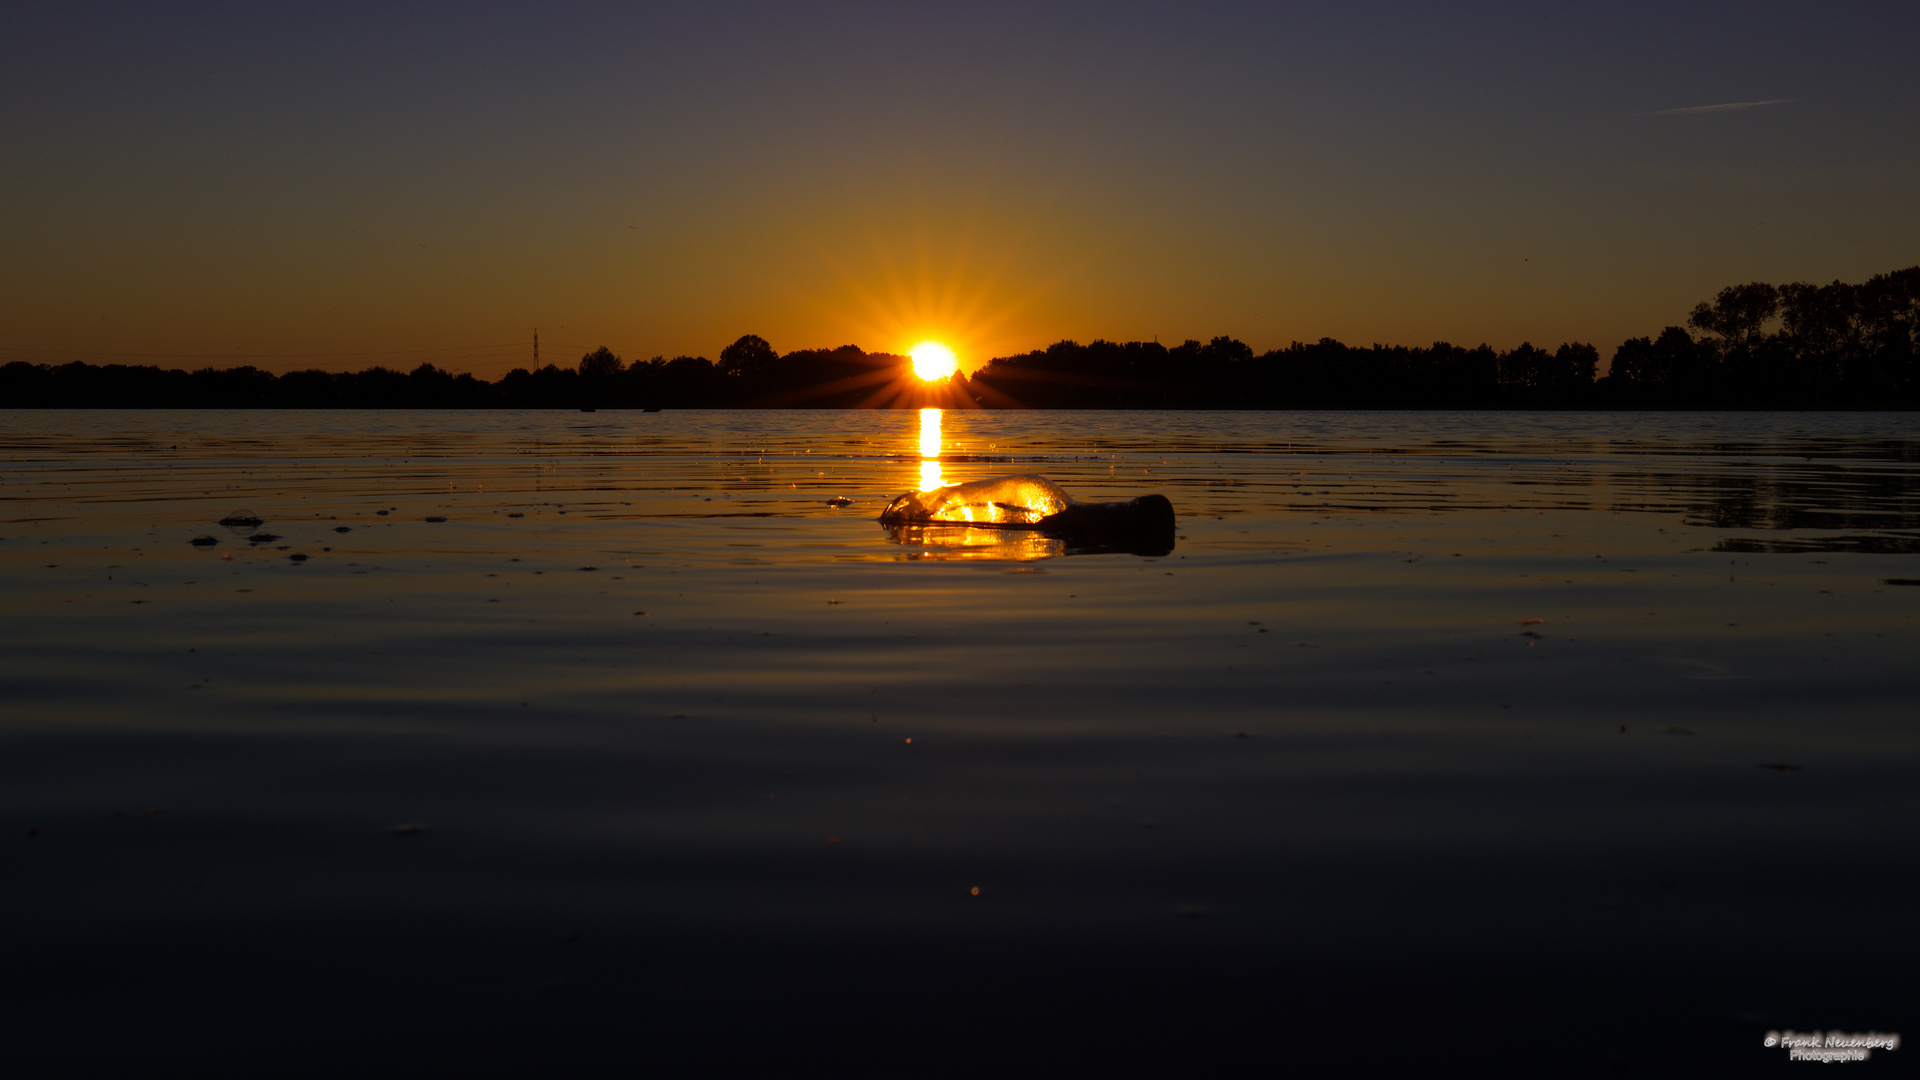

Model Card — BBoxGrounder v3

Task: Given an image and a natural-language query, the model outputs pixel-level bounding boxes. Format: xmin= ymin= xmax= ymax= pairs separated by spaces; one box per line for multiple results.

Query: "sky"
xmin=3 ymin=1 xmax=1917 ymax=377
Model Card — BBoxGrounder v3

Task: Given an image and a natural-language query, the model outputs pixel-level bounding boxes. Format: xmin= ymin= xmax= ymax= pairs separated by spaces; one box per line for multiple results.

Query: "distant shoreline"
xmin=6 ymin=266 xmax=1915 ymax=411
xmin=3 ymin=404 xmax=1912 ymax=413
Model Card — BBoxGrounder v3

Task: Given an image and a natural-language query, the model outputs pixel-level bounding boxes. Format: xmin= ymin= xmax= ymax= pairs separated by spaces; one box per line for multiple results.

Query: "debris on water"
xmin=1519 ymin=630 xmax=1544 ymax=639
xmin=1518 ymin=618 xmax=1545 ymax=625
xmin=1758 ymin=762 xmax=1803 ymax=771
xmin=882 ymin=474 xmax=1070 ymax=525
xmin=880 ymin=473 xmax=1175 ymax=555
xmin=288 ymin=553 xmax=309 ymax=562
xmin=826 ymin=496 xmax=853 ymax=507
xmin=508 ymin=512 xmax=524 ymax=518
xmin=246 ymin=533 xmax=280 ymax=543
xmin=579 ymin=566 xmax=597 ymax=571
xmin=189 ymin=536 xmax=219 ymax=547
xmin=333 ymin=526 xmax=350 ymax=533
xmin=376 ymin=510 xmax=389 ymax=516
xmin=424 ymin=516 xmax=447 ymax=523
xmin=218 ymin=510 xmax=264 ymax=528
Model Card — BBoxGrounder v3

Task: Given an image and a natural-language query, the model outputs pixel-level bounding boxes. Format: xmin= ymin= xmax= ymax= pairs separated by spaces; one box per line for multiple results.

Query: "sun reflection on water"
xmin=918 ymin=408 xmax=945 ymax=491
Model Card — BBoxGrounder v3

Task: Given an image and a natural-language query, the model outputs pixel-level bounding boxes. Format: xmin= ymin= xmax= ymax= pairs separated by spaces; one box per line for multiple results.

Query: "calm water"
xmin=4 ymin=409 xmax=1916 ymax=1076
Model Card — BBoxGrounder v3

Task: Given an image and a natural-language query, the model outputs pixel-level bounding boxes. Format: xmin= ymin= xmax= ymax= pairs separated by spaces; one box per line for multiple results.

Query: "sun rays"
xmin=803 ymin=202 xmax=1052 ymax=363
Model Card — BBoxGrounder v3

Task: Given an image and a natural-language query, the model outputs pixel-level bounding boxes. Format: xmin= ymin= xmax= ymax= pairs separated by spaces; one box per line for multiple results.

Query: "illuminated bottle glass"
xmin=880 ymin=473 xmax=1176 ymax=554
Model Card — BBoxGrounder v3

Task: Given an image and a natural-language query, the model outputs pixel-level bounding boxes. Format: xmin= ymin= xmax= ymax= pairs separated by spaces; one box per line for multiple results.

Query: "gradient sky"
xmin=4 ymin=1 xmax=1917 ymax=376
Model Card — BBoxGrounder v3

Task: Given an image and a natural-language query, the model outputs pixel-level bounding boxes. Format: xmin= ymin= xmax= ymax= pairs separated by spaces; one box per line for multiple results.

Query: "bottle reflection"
xmin=889 ymin=527 xmax=1065 ymax=561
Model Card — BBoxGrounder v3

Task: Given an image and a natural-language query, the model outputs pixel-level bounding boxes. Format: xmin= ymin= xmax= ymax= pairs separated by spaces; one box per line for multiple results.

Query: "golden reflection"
xmin=918 ymin=407 xmax=942 ymax=458
xmin=917 ymin=407 xmax=946 ymax=491
xmin=887 ymin=524 xmax=1065 ymax=561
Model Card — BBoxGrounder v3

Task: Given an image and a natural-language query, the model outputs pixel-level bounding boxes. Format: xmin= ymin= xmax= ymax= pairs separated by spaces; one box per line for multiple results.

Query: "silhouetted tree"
xmin=1545 ymin=343 xmax=1599 ymax=398
xmin=1608 ymin=327 xmax=1716 ymax=403
xmin=578 ymin=346 xmax=624 ymax=380
xmin=1854 ymin=267 xmax=1920 ymax=398
xmin=653 ymin=355 xmax=722 ymax=407
xmin=574 ymin=347 xmax=625 ymax=407
xmin=719 ymin=335 xmax=778 ymax=380
xmin=1498 ymin=343 xmax=1550 ymax=391
xmin=1689 ymin=282 xmax=1780 ymax=355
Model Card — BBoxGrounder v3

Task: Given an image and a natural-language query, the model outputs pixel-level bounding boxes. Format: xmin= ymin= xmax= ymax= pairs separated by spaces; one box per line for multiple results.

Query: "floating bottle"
xmin=879 ymin=474 xmax=1176 ymax=555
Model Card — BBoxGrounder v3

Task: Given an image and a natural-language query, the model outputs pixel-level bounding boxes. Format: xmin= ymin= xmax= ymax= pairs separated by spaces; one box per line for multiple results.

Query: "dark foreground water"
xmin=3 ymin=409 xmax=1915 ymax=1077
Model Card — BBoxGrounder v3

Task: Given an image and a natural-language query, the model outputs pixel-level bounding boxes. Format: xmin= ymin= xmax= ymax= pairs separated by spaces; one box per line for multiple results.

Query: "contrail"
xmin=1653 ymin=99 xmax=1795 ymax=115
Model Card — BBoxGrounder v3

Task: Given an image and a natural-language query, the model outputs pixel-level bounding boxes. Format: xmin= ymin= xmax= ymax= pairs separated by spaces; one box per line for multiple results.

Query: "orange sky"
xmin=4 ymin=5 xmax=1916 ymax=377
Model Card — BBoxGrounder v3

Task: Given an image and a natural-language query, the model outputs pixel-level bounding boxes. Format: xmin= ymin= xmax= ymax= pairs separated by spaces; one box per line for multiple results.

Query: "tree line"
xmin=967 ymin=266 xmax=1919 ymax=408
xmin=0 ymin=336 xmax=913 ymax=410
xmin=4 ymin=267 xmax=1914 ymax=409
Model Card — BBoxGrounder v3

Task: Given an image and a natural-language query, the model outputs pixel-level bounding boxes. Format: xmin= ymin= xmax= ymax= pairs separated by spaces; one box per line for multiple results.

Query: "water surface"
xmin=3 ymin=409 xmax=1915 ymax=1075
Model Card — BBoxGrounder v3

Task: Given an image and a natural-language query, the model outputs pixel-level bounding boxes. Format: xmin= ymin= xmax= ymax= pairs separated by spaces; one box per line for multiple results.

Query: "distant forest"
xmin=5 ymin=267 xmax=1916 ymax=409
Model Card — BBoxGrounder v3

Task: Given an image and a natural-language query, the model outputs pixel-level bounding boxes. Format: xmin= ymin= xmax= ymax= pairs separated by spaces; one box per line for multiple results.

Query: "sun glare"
xmin=910 ymin=342 xmax=958 ymax=382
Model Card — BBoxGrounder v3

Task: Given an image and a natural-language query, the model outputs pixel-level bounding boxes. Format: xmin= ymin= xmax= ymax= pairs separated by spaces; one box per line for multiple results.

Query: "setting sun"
xmin=910 ymin=342 xmax=958 ymax=382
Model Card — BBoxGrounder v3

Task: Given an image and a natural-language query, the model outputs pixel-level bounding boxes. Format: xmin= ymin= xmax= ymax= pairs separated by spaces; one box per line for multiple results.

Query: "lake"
xmin=3 ymin=408 xmax=1915 ymax=1076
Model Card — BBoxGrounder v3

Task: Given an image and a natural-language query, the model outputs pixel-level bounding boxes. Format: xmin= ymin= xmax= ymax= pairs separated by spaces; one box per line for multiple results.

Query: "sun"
xmin=910 ymin=341 xmax=958 ymax=382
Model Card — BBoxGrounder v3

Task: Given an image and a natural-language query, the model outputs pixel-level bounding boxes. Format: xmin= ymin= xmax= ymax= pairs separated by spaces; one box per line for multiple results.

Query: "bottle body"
xmin=878 ymin=474 xmax=1073 ymax=526
xmin=879 ymin=474 xmax=1175 ymax=556
xmin=1037 ymin=494 xmax=1176 ymax=552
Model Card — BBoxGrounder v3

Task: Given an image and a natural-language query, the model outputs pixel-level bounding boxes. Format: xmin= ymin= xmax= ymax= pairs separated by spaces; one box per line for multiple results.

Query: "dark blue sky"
xmin=4 ymin=2 xmax=1915 ymax=373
